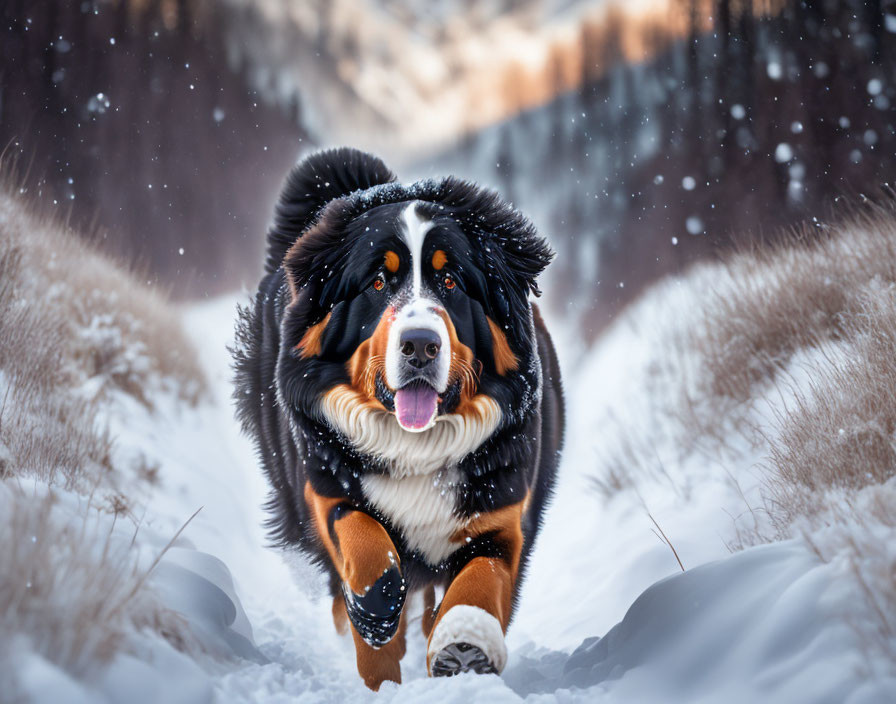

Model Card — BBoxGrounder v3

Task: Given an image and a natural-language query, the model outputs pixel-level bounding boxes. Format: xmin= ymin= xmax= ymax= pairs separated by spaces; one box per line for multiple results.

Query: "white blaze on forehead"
xmin=386 ymin=200 xmax=450 ymax=395
xmin=400 ymin=201 xmax=432 ymax=296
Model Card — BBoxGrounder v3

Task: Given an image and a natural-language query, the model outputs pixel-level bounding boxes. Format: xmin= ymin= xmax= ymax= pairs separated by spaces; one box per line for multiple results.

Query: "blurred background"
xmin=2 ymin=0 xmax=895 ymax=334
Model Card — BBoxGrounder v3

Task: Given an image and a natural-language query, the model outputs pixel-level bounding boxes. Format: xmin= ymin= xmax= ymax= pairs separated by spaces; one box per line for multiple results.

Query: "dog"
xmin=233 ymin=147 xmax=564 ymax=689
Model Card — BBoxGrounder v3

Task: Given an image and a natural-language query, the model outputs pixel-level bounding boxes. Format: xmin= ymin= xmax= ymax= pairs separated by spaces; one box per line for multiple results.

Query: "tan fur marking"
xmin=432 ymin=249 xmax=448 ymax=271
xmin=453 ymin=392 xmax=500 ymax=427
xmin=304 ymin=482 xmax=342 ymax=568
xmin=332 ymin=594 xmax=349 ymax=635
xmin=384 ymin=250 xmax=400 ymax=273
xmin=435 ymin=309 xmax=478 ymax=406
xmin=421 ymin=585 xmax=437 ymax=638
xmin=303 ymin=482 xmax=399 ymax=594
xmin=427 ymin=499 xmax=525 ymax=671
xmin=486 ymin=316 xmax=519 ymax=375
xmin=451 ymin=498 xmax=526 ymax=553
xmin=351 ymin=608 xmax=407 ymax=690
xmin=305 ymin=482 xmax=405 ymax=690
xmin=346 ymin=306 xmax=394 ymax=400
xmin=334 ymin=510 xmax=400 ymax=594
xmin=295 ymin=313 xmax=332 ymax=358
xmin=426 ymin=558 xmax=514 ymax=672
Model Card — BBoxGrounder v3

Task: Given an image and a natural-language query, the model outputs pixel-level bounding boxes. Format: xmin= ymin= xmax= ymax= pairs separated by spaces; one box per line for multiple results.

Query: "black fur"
xmin=234 ymin=148 xmax=564 ymax=636
xmin=264 ymin=148 xmax=396 ymax=274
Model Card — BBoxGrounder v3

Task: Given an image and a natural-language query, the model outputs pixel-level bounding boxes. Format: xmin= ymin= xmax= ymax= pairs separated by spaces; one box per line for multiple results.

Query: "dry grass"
xmin=685 ymin=203 xmax=896 ymax=528
xmin=696 ymin=206 xmax=896 ymax=404
xmin=0 ymin=187 xmax=209 ymax=687
xmin=754 ymin=283 xmax=896 ymax=671
xmin=766 ymin=287 xmax=896 ymax=520
xmin=0 ymin=243 xmax=113 ymax=491
xmin=0 ymin=489 xmax=197 ymax=686
xmin=0 ymin=188 xmax=206 ymax=490
xmin=687 ymin=202 xmax=896 ymax=670
xmin=0 ymin=189 xmax=206 ymax=410
xmin=590 ymin=199 xmax=896 ymax=672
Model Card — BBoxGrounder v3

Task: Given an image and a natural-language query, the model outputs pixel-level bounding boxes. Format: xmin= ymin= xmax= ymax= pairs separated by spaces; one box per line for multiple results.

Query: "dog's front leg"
xmin=304 ymin=482 xmax=407 ymax=689
xmin=427 ymin=501 xmax=524 ymax=677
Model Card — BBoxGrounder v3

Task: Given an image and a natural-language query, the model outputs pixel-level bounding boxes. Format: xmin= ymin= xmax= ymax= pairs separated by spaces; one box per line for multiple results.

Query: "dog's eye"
xmin=373 ymin=274 xmax=386 ymax=291
xmin=443 ymin=275 xmax=456 ymax=290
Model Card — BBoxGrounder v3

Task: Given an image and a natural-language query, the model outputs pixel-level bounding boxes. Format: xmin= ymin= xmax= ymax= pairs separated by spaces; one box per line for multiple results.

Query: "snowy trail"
xmin=124 ymin=295 xmax=895 ymax=703
xmin=176 ymin=298 xmax=371 ymax=700
xmin=174 ymin=296 xmax=536 ymax=701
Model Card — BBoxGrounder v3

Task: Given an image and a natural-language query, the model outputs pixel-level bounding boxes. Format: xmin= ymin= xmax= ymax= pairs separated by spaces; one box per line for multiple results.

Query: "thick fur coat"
xmin=233 ymin=148 xmax=564 ymax=688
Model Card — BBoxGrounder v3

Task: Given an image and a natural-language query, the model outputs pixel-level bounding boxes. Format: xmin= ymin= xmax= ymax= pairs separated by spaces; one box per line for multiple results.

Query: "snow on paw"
xmin=427 ymin=605 xmax=507 ymax=676
xmin=342 ymin=562 xmax=406 ymax=647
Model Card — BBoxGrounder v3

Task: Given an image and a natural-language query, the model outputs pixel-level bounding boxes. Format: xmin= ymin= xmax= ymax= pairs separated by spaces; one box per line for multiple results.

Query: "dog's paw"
xmin=430 ymin=642 xmax=498 ymax=677
xmin=342 ymin=562 xmax=406 ymax=647
xmin=427 ymin=604 xmax=507 ymax=675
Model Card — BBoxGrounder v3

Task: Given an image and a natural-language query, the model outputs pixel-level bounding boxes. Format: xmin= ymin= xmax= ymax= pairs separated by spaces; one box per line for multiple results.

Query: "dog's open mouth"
xmin=394 ymin=379 xmax=439 ymax=432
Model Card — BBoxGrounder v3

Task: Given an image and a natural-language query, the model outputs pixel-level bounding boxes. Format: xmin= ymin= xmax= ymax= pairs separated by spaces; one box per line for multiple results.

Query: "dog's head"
xmin=275 ymin=150 xmax=552 ymax=462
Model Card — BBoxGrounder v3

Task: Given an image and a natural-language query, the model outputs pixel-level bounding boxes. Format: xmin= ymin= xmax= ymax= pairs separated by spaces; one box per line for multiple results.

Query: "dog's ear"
xmin=437 ymin=178 xmax=554 ymax=298
xmin=265 ymin=148 xmax=396 ymax=273
xmin=494 ymin=217 xmax=554 ymax=299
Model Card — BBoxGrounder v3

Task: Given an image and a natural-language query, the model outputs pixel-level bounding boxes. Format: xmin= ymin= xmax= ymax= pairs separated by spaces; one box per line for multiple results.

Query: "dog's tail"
xmin=264 ymin=147 xmax=396 ymax=273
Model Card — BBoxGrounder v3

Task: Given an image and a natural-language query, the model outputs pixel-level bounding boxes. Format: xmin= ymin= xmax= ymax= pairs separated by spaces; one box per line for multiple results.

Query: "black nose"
xmin=400 ymin=328 xmax=441 ymax=368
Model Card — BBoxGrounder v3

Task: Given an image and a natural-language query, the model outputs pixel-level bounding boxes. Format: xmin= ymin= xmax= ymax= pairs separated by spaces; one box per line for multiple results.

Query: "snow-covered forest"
xmin=425 ymin=0 xmax=896 ymax=332
xmin=0 ymin=0 xmax=311 ymax=295
xmin=2 ymin=1 xmax=896 ymax=702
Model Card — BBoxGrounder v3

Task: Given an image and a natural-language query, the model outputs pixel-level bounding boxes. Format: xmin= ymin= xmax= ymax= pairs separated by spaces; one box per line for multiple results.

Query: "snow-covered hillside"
xmin=5 ymin=196 xmax=896 ymax=702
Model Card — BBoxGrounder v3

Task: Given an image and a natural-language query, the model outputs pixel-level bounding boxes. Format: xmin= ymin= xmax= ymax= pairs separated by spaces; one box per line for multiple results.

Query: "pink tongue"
xmin=394 ymin=384 xmax=439 ymax=430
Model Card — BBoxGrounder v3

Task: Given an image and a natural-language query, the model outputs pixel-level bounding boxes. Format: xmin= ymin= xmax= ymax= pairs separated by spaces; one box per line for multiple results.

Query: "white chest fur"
xmin=320 ymin=387 xmax=503 ymax=564
xmin=320 ymin=387 xmax=501 ymax=478
xmin=361 ymin=467 xmax=466 ymax=565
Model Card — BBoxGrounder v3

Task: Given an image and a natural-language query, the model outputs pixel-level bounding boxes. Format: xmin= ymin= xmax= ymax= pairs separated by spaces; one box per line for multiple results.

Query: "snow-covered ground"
xmin=10 ymin=252 xmax=895 ymax=702
xmin=73 ymin=286 xmax=890 ymax=703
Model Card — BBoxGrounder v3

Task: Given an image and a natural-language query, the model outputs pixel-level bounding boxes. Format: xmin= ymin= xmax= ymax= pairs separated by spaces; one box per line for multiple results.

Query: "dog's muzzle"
xmin=385 ymin=299 xmax=450 ymax=432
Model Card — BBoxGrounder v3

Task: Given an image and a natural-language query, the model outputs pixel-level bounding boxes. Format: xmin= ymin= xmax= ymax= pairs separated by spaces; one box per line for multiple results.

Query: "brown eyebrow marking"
xmin=384 ymin=250 xmax=400 ymax=273
xmin=432 ymin=249 xmax=448 ymax=271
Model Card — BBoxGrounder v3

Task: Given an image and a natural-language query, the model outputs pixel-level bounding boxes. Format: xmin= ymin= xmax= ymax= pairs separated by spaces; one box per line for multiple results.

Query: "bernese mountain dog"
xmin=233 ymin=147 xmax=564 ymax=690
